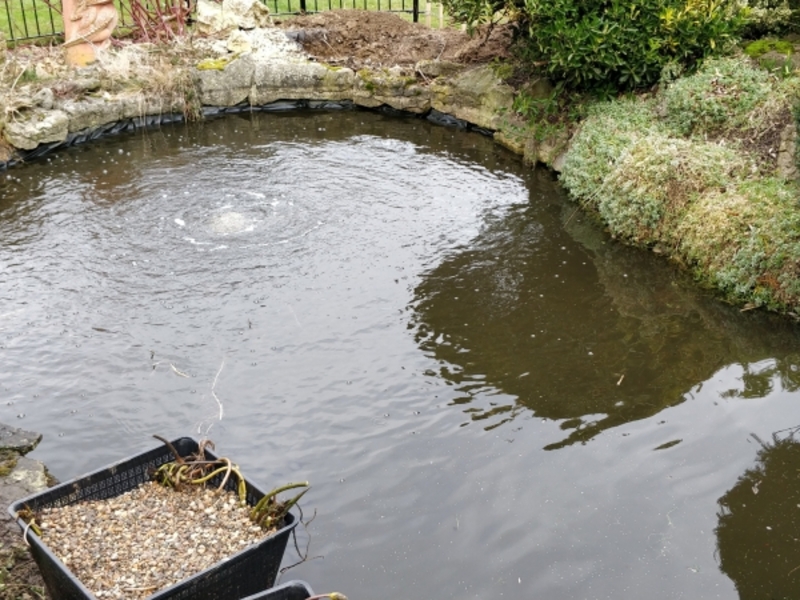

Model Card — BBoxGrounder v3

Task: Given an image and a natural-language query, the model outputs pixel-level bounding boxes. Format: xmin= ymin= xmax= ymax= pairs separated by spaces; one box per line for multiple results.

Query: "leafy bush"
xmin=442 ymin=0 xmax=523 ymax=31
xmin=521 ymin=0 xmax=747 ymax=91
xmin=737 ymin=0 xmax=794 ymax=37
xmin=660 ymin=56 xmax=777 ymax=136
xmin=444 ymin=0 xmax=747 ymax=92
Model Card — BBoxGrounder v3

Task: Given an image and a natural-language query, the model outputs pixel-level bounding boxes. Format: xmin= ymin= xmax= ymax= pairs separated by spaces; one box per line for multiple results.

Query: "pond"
xmin=2 ymin=109 xmax=800 ymax=600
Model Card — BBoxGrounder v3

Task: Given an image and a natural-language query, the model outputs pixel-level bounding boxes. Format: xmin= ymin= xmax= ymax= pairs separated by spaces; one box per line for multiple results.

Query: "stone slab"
xmin=0 ymin=424 xmax=42 ymax=455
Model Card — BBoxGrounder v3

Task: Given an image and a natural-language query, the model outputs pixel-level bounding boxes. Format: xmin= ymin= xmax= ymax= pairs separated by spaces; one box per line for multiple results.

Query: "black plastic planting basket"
xmin=8 ymin=437 xmax=297 ymax=600
xmin=240 ymin=580 xmax=315 ymax=600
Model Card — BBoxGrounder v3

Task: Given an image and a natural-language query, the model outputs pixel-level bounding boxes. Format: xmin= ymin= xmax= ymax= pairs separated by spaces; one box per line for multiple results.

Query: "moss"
xmin=357 ymin=69 xmax=376 ymax=92
xmin=491 ymin=62 xmax=514 ymax=81
xmin=196 ymin=56 xmax=236 ymax=71
xmin=0 ymin=449 xmax=19 ymax=477
xmin=321 ymin=63 xmax=344 ymax=71
xmin=744 ymin=38 xmax=794 ymax=58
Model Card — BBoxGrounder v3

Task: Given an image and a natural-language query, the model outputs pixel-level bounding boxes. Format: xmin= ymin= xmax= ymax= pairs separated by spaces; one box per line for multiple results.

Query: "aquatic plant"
xmin=152 ymin=436 xmax=309 ymax=530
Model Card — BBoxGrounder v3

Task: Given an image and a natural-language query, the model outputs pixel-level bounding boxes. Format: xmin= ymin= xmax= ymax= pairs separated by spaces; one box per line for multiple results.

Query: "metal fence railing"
xmin=1 ymin=0 xmax=134 ymax=44
xmin=1 ymin=0 xmax=446 ymax=45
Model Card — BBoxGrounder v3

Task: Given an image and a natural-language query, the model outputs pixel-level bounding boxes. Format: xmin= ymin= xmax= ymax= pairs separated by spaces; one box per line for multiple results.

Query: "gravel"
xmin=37 ymin=481 xmax=273 ymax=599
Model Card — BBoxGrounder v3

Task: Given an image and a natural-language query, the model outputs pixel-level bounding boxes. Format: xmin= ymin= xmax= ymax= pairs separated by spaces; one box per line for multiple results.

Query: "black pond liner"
xmin=7 ymin=437 xmax=298 ymax=600
xmin=239 ymin=580 xmax=315 ymax=600
xmin=0 ymin=100 xmax=494 ymax=172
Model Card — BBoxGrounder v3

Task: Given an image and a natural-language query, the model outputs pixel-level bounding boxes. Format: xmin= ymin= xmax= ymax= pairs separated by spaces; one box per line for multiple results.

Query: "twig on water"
xmin=211 ymin=358 xmax=225 ymax=421
xmin=564 ymin=205 xmax=580 ymax=226
xmin=170 ymin=364 xmax=190 ymax=378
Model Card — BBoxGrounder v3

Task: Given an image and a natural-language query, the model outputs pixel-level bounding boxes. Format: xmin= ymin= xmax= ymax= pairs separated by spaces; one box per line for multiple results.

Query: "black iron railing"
xmin=1 ymin=0 xmax=134 ymax=44
xmin=1 ymin=0 xmax=443 ymax=45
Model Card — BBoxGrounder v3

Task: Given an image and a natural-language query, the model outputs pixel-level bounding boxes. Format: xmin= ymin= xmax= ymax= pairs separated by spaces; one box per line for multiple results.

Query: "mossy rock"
xmin=756 ymin=50 xmax=800 ymax=74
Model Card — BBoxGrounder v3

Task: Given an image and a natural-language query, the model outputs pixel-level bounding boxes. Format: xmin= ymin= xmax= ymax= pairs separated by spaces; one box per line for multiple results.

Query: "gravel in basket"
xmin=8 ymin=437 xmax=300 ymax=600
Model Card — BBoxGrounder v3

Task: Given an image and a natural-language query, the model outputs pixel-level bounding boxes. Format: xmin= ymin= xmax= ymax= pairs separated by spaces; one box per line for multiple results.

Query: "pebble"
xmin=38 ymin=481 xmax=273 ymax=599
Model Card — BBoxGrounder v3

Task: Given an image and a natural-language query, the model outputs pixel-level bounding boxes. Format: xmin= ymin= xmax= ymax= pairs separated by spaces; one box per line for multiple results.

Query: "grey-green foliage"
xmin=661 ymin=56 xmax=776 ymax=136
xmin=739 ymin=0 xmax=795 ymax=36
xmin=560 ymin=98 xmax=664 ymax=202
xmin=561 ymin=95 xmax=747 ymax=244
xmin=701 ymin=179 xmax=800 ymax=308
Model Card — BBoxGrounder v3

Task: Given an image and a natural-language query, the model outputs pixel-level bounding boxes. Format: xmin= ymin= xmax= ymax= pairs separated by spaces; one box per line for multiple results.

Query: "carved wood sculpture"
xmin=61 ymin=0 xmax=119 ymax=66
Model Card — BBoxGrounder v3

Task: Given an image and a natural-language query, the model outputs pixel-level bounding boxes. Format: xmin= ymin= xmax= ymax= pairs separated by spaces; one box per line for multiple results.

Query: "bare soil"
xmin=273 ymin=10 xmax=514 ymax=69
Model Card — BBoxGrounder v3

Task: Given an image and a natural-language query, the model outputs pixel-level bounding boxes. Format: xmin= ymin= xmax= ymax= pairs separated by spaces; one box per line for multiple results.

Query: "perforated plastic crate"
xmin=240 ymin=580 xmax=315 ymax=600
xmin=8 ymin=437 xmax=297 ymax=600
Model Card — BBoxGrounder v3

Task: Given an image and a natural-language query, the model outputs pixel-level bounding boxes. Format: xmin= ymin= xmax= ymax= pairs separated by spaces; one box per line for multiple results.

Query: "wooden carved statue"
xmin=61 ymin=0 xmax=119 ymax=66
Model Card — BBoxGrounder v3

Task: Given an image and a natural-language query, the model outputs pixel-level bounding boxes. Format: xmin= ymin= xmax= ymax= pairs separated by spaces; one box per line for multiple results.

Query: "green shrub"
xmin=738 ymin=0 xmax=794 ymax=37
xmin=513 ymin=0 xmax=747 ymax=92
xmin=598 ymin=135 xmax=746 ymax=243
xmin=660 ymin=56 xmax=776 ymax=136
xmin=441 ymin=0 xmax=525 ymax=33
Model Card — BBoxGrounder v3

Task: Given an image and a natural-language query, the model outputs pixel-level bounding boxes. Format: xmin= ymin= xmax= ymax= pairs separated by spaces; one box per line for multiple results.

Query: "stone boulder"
xmin=249 ymin=60 xmax=355 ymax=105
xmin=59 ymin=97 xmax=124 ymax=132
xmin=431 ymin=65 xmax=515 ymax=131
xmin=354 ymin=67 xmax=430 ymax=114
xmin=0 ymin=424 xmax=42 ymax=456
xmin=195 ymin=0 xmax=271 ymax=36
xmin=3 ymin=109 xmax=69 ymax=150
xmin=194 ymin=55 xmax=256 ymax=106
xmin=225 ymin=0 xmax=271 ymax=30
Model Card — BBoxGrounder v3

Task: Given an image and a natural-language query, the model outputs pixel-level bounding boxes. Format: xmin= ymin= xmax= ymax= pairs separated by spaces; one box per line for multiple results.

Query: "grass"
xmin=1 ymin=0 xmax=63 ymax=42
xmin=0 ymin=0 xmax=449 ymax=44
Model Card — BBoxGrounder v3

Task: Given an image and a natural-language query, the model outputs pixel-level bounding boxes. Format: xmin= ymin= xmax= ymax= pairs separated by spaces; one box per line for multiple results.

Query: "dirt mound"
xmin=274 ymin=10 xmax=514 ymax=69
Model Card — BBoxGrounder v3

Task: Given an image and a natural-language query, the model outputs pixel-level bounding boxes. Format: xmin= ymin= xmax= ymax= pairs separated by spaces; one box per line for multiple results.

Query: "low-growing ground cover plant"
xmin=559 ymin=53 xmax=800 ymax=313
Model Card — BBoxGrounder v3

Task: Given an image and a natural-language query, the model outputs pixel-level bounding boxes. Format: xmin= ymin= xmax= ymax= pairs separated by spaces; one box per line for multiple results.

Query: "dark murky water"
xmin=2 ymin=110 xmax=800 ymax=600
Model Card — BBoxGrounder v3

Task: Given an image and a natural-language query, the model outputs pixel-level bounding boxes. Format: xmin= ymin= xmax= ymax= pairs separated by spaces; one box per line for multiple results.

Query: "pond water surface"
xmin=2 ymin=110 xmax=800 ymax=600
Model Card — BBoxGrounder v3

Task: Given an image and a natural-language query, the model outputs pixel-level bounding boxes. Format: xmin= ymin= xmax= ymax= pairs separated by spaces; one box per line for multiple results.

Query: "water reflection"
xmin=716 ymin=426 xmax=800 ymax=599
xmin=411 ymin=177 xmax=800 ymax=448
